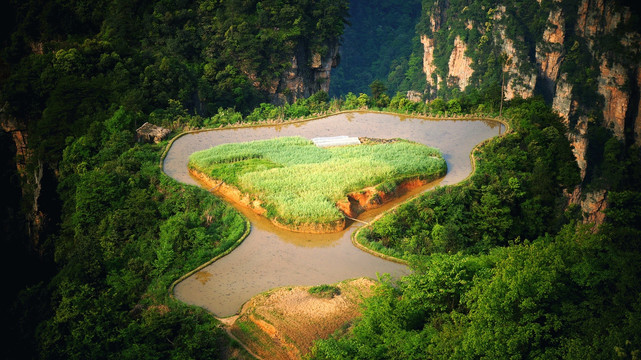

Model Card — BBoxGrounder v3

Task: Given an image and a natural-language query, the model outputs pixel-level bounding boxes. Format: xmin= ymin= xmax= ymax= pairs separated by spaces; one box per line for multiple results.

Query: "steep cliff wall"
xmin=419 ymin=0 xmax=641 ymax=223
xmin=269 ymin=40 xmax=340 ymax=105
xmin=536 ymin=6 xmax=565 ymax=97
xmin=493 ymin=5 xmax=537 ymax=100
xmin=0 ymin=105 xmax=49 ymax=255
xmin=0 ymin=108 xmax=30 ymax=175
xmin=447 ymin=35 xmax=474 ymax=90
xmin=420 ymin=0 xmax=640 ymax=142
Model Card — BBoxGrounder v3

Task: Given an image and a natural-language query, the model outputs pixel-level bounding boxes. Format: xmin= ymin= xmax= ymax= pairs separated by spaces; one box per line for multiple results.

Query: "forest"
xmin=311 ymin=98 xmax=641 ymax=359
xmin=2 ymin=0 xmax=641 ymax=359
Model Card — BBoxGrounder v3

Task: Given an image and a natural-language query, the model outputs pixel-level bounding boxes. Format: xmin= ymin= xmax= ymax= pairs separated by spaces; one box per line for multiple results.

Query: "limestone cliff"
xmin=419 ymin=0 xmax=641 ymax=224
xmin=420 ymin=0 xmax=640 ymax=142
xmin=421 ymin=2 xmax=445 ymax=95
xmin=421 ymin=34 xmax=439 ymax=93
xmin=1 ymin=105 xmax=48 ymax=256
xmin=536 ymin=6 xmax=565 ymax=97
xmin=598 ymin=57 xmax=629 ymax=139
xmin=492 ymin=5 xmax=537 ymax=100
xmin=269 ymin=40 xmax=340 ymax=105
xmin=447 ymin=36 xmax=474 ymax=90
xmin=0 ymin=107 xmax=30 ymax=176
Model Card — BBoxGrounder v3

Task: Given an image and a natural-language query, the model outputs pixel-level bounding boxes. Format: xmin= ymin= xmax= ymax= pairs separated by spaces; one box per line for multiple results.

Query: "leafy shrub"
xmin=308 ymin=285 xmax=341 ymax=299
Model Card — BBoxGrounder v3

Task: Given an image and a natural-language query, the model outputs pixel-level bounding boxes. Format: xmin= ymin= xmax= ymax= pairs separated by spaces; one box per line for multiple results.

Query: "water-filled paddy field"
xmin=164 ymin=111 xmax=504 ymax=317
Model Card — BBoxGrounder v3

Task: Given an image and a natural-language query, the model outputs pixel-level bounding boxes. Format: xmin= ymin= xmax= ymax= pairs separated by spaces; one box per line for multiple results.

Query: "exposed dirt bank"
xmin=227 ymin=278 xmax=376 ymax=360
xmin=189 ymin=168 xmax=439 ymax=234
xmin=189 ymin=168 xmax=345 ymax=233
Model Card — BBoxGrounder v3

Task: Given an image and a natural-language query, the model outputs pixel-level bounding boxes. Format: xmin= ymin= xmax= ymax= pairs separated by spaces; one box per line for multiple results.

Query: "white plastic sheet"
xmin=311 ymin=136 xmax=361 ymax=147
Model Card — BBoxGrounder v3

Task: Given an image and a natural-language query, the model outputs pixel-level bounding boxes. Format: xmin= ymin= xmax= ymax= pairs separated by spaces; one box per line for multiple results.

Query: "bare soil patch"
xmin=227 ymin=278 xmax=377 ymax=359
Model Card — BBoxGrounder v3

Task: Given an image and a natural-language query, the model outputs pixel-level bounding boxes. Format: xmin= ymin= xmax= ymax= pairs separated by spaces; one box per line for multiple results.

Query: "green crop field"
xmin=189 ymin=136 xmax=447 ymax=226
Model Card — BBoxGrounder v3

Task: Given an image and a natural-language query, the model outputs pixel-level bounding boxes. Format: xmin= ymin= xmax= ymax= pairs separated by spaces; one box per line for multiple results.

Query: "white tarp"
xmin=311 ymin=136 xmax=361 ymax=147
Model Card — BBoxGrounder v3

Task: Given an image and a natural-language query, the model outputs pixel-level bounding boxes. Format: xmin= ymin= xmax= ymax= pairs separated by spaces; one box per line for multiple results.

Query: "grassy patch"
xmin=308 ymin=284 xmax=341 ymax=299
xmin=189 ymin=136 xmax=446 ymax=226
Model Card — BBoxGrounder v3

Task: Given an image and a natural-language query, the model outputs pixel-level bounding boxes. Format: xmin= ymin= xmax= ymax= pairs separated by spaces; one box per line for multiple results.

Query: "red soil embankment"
xmin=190 ymin=168 xmax=430 ymax=233
xmin=337 ymin=178 xmax=430 ymax=218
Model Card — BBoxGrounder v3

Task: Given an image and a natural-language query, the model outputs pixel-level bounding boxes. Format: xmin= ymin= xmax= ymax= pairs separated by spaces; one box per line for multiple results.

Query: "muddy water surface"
xmin=165 ymin=112 xmax=503 ymax=317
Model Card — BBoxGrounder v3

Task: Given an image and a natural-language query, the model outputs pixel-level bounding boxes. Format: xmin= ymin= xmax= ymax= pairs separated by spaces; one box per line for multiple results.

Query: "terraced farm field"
xmin=188 ymin=136 xmax=447 ymax=231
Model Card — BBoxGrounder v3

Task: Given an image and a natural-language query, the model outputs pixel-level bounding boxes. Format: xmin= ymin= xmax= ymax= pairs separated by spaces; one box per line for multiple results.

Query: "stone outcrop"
xmin=421 ymin=34 xmax=439 ymax=92
xmin=1 ymin=108 xmax=30 ymax=175
xmin=536 ymin=7 xmax=566 ymax=97
xmin=270 ymin=40 xmax=340 ymax=105
xmin=569 ymin=115 xmax=589 ymax=180
xmin=421 ymin=2 xmax=445 ymax=95
xmin=552 ymin=75 xmax=590 ymax=180
xmin=566 ymin=187 xmax=608 ymax=226
xmin=552 ymin=74 xmax=573 ymax=123
xmin=448 ymin=36 xmax=474 ymax=91
xmin=576 ymin=0 xmax=623 ymax=51
xmin=568 ymin=0 xmax=641 ymax=145
xmin=419 ymin=0 xmax=641 ymax=225
xmin=1 ymin=104 xmax=48 ymax=255
xmin=582 ymin=189 xmax=608 ymax=224
xmin=240 ymin=39 xmax=340 ymax=105
xmin=501 ymin=38 xmax=537 ymax=100
xmin=493 ymin=6 xmax=537 ymax=100
xmin=598 ymin=57 xmax=629 ymax=140
xmin=406 ymin=90 xmax=423 ymax=102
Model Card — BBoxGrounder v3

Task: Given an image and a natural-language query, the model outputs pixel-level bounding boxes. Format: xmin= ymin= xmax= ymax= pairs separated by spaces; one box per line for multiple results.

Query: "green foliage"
xmin=369 ymin=80 xmax=388 ymax=102
xmin=312 ymin=223 xmax=641 ymax=359
xmin=5 ymin=0 xmax=641 ymax=358
xmin=189 ymin=136 xmax=447 ymax=226
xmin=308 ymin=284 xmax=341 ymax=299
xmin=34 ymin=107 xmax=248 ymax=358
xmin=330 ymin=0 xmax=423 ymax=96
xmin=104 ymin=106 xmax=138 ymax=135
xmin=360 ymin=98 xmax=580 ymax=257
xmin=1 ymin=0 xmax=349 ymax=165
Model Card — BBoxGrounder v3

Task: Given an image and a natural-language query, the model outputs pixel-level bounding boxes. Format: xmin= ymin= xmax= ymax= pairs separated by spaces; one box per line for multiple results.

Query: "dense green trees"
xmin=33 ymin=110 xmax=248 ymax=358
xmin=1 ymin=1 xmax=348 ymax=358
xmin=358 ymin=98 xmax=581 ymax=257
xmin=310 ymin=98 xmax=641 ymax=359
xmin=1 ymin=0 xmax=349 ymax=160
xmin=330 ymin=0 xmax=424 ymax=97
xmin=312 ymin=223 xmax=641 ymax=359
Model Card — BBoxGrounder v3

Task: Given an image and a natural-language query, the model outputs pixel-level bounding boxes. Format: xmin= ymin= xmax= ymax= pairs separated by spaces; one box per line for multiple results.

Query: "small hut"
xmin=136 ymin=122 xmax=171 ymax=144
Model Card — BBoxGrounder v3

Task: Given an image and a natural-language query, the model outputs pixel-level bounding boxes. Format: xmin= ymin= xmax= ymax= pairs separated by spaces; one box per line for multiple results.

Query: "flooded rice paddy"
xmin=164 ymin=111 xmax=504 ymax=317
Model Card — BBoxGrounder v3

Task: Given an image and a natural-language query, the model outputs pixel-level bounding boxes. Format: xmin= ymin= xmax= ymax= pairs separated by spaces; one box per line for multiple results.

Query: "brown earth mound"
xmin=228 ymin=278 xmax=377 ymax=360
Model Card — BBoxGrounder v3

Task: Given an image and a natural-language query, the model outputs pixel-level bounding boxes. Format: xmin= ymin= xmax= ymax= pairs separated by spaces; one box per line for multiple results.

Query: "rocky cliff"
xmin=0 ymin=104 xmax=49 ymax=256
xmin=419 ymin=0 xmax=641 ymax=223
xmin=268 ymin=40 xmax=340 ymax=105
xmin=421 ymin=0 xmax=640 ymax=144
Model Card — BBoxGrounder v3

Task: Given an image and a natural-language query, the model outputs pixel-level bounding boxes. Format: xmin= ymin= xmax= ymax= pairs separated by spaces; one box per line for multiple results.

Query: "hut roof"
xmin=136 ymin=122 xmax=171 ymax=143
